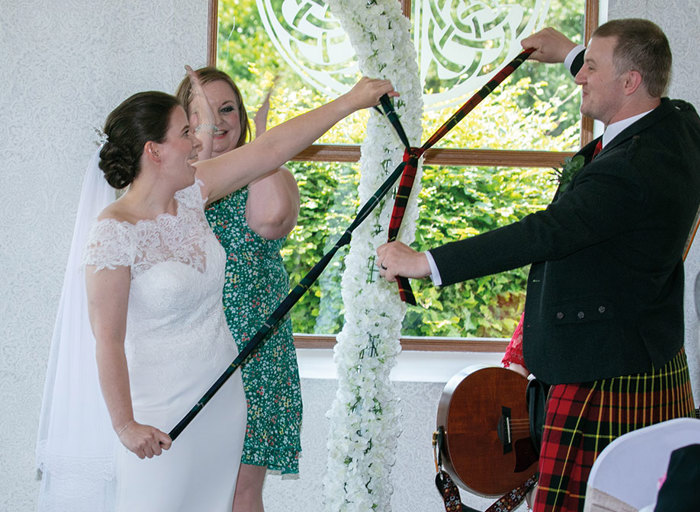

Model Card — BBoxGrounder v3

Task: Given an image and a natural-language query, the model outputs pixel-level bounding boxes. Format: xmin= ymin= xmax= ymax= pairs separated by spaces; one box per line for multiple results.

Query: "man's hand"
xmin=521 ymin=27 xmax=577 ymax=63
xmin=376 ymin=241 xmax=431 ymax=283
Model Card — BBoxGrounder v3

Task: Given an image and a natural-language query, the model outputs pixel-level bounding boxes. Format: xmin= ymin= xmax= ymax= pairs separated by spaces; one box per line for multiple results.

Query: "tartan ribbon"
xmin=386 ymin=150 xmax=421 ymax=304
xmin=170 ymin=48 xmax=535 ymax=440
xmin=376 ymin=94 xmax=412 ymax=150
xmin=384 ymin=48 xmax=534 ymax=304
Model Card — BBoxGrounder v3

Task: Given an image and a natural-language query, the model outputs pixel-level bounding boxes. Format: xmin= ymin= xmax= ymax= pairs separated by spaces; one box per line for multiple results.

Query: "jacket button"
xmin=556 ymin=312 xmax=564 ymax=320
xmin=598 ymin=306 xmax=606 ymax=314
xmin=577 ymin=311 xmax=585 ymax=319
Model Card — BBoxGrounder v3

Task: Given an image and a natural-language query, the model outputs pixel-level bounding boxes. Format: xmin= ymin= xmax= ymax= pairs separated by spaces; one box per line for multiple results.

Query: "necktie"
xmin=592 ymin=138 xmax=603 ymax=158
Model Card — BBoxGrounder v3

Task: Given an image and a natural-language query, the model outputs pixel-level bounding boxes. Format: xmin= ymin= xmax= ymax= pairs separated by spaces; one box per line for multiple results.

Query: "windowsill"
xmin=296 ymin=348 xmax=503 ymax=383
xmin=293 ymin=333 xmax=509 ymax=352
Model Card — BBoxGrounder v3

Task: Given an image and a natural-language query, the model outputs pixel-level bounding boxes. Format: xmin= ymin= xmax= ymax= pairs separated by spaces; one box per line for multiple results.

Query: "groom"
xmin=377 ymin=19 xmax=700 ymax=512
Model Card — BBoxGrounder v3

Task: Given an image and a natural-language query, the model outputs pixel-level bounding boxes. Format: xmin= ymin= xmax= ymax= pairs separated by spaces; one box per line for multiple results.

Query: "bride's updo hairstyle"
xmin=99 ymin=91 xmax=180 ymax=189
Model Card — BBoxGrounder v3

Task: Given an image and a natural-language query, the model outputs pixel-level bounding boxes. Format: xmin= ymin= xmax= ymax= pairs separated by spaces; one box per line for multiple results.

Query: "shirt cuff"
xmin=425 ymin=250 xmax=442 ymax=286
xmin=564 ymin=44 xmax=585 ymax=73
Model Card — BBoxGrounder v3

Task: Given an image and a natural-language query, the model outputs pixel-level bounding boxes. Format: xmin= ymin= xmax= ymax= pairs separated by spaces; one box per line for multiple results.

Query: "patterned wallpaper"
xmin=1 ymin=1 xmax=698 ymax=510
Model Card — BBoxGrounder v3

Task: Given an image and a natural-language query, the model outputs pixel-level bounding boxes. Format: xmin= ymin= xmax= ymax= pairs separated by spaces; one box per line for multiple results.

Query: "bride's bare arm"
xmin=85 ymin=265 xmax=172 ymax=458
xmin=196 ymin=77 xmax=397 ymax=204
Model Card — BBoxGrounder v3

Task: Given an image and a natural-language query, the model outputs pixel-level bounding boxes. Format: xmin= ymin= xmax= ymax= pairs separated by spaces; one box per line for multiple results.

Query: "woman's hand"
xmin=185 ymin=65 xmax=215 ymax=128
xmin=506 ymin=363 xmax=530 ymax=378
xmin=253 ymin=79 xmax=277 ymax=137
xmin=117 ymin=420 xmax=172 ymax=459
xmin=185 ymin=65 xmax=215 ymax=160
xmin=343 ymin=77 xmax=399 ymax=112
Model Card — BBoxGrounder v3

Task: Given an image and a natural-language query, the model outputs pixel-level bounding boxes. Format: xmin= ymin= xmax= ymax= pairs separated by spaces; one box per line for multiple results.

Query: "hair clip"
xmin=94 ymin=127 xmax=108 ymax=147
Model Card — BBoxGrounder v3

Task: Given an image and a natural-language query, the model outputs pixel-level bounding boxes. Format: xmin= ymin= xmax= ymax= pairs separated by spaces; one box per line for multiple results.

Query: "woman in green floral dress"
xmin=177 ymin=68 xmax=302 ymax=512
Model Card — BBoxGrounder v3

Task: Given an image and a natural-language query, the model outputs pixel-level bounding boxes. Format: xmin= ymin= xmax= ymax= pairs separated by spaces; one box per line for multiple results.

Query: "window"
xmin=208 ymin=0 xmax=599 ymax=349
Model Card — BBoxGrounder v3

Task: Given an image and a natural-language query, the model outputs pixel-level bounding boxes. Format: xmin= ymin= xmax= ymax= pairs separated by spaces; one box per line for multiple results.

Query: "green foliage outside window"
xmin=216 ymin=0 xmax=584 ymax=337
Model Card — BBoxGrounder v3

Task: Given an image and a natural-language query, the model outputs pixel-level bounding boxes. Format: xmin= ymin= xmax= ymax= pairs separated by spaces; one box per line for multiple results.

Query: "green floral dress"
xmin=206 ymin=187 xmax=302 ymax=474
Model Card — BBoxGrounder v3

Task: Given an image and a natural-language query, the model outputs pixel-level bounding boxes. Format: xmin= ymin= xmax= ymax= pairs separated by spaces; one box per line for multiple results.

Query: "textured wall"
xmin=0 ymin=1 xmax=208 ymax=509
xmin=2 ymin=1 xmax=699 ymax=511
xmin=609 ymin=0 xmax=700 ymax=107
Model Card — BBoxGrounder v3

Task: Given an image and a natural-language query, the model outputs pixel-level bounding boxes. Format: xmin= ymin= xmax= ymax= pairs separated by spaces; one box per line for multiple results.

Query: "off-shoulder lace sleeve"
xmin=83 ymin=220 xmax=133 ymax=271
xmin=174 ymin=179 xmax=206 ymax=211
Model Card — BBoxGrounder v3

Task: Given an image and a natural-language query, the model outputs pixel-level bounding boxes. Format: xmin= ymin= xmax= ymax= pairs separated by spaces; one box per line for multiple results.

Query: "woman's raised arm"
xmin=196 ymin=77 xmax=397 ymax=204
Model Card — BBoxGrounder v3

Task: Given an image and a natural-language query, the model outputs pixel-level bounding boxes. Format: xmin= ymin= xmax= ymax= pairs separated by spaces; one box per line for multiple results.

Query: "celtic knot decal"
xmin=257 ymin=0 xmax=548 ymax=107
xmin=257 ymin=0 xmax=359 ymax=95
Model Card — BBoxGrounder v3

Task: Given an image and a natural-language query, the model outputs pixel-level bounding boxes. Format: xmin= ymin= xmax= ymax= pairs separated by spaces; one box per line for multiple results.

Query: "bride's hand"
xmin=118 ymin=420 xmax=172 ymax=459
xmin=343 ymin=77 xmax=399 ymax=111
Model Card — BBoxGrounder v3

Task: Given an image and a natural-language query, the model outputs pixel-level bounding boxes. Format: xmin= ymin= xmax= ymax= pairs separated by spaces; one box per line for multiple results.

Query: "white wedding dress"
xmin=83 ymin=180 xmax=246 ymax=512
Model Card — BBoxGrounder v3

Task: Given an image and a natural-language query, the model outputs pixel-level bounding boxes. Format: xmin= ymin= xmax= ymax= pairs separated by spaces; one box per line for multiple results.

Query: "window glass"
xmin=281 ymin=161 xmax=567 ymax=337
xmin=281 ymin=161 xmax=359 ymax=335
xmin=416 ymin=0 xmax=586 ymax=150
xmin=216 ymin=0 xmax=588 ymax=336
xmin=218 ymin=0 xmax=585 ymax=149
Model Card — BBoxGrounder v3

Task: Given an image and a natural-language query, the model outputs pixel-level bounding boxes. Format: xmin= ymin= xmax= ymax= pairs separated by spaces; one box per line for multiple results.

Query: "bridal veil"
xmin=36 ymin=146 xmax=117 ymax=511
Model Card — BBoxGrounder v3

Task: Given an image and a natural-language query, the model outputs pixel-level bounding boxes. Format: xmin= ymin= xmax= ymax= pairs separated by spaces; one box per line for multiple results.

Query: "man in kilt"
xmin=377 ymin=19 xmax=700 ymax=512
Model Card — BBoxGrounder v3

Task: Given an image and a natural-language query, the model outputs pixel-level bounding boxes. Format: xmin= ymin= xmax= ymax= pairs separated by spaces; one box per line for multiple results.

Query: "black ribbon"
xmin=169 ymin=125 xmax=407 ymax=440
xmin=170 ymin=49 xmax=536 ymax=440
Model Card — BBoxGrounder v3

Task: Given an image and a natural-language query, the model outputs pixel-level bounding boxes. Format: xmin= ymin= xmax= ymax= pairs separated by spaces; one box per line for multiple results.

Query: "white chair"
xmin=583 ymin=417 xmax=700 ymax=512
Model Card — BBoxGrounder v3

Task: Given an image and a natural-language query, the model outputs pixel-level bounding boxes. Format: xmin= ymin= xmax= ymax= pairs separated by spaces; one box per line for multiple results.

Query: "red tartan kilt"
xmin=533 ymin=349 xmax=695 ymax=512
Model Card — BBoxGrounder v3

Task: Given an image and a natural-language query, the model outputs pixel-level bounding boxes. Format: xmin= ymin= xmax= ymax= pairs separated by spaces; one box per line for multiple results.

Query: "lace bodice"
xmin=83 ymin=181 xmax=213 ymax=276
xmin=83 ymin=181 xmax=237 ymax=407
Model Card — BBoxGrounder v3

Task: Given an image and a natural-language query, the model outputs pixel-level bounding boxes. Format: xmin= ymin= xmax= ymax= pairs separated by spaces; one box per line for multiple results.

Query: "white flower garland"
xmin=323 ymin=1 xmax=423 ymax=510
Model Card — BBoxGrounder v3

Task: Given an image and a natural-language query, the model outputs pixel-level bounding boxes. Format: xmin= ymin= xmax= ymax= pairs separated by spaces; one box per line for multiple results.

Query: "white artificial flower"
xmin=324 ymin=1 xmax=424 ymax=510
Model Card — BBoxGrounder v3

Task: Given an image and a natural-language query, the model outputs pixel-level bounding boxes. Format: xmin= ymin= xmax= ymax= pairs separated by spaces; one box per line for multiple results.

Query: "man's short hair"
xmin=594 ymin=18 xmax=672 ymax=97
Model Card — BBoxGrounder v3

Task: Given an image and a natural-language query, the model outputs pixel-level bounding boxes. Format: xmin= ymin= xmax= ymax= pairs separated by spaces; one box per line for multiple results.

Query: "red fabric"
xmin=532 ymin=349 xmax=695 ymax=512
xmin=386 ymin=152 xmax=420 ymax=305
xmin=387 ymin=151 xmax=418 ymax=240
xmin=502 ymin=312 xmax=527 ymax=370
xmin=592 ymin=138 xmax=602 ymax=158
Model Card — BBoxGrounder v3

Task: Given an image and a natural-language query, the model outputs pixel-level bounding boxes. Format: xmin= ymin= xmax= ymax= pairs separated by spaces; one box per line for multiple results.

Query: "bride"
xmin=40 ymin=70 xmax=395 ymax=511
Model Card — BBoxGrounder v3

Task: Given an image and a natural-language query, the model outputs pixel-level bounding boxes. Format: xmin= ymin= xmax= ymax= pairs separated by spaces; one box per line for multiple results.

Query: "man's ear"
xmin=144 ymin=141 xmax=161 ymax=163
xmin=623 ymin=69 xmax=644 ymax=96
